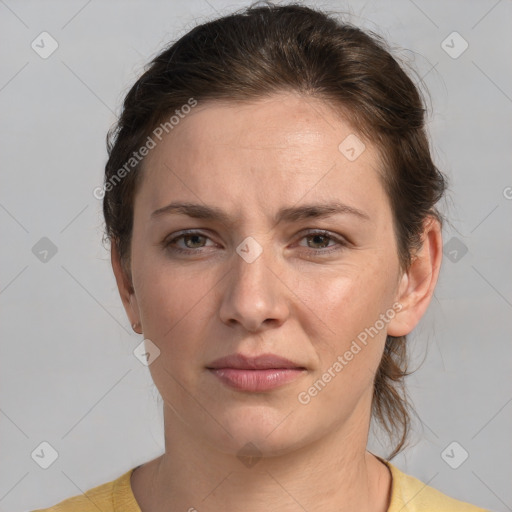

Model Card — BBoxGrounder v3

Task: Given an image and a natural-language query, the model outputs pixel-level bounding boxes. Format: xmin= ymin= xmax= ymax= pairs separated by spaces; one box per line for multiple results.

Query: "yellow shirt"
xmin=31 ymin=459 xmax=490 ymax=511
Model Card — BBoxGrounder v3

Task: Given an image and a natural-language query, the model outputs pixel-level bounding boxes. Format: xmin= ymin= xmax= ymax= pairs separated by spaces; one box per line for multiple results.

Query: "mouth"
xmin=208 ymin=368 xmax=306 ymax=391
xmin=206 ymin=353 xmax=307 ymax=392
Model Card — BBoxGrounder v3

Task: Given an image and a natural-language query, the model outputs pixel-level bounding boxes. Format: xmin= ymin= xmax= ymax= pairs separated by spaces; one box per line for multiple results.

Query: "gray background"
xmin=1 ymin=0 xmax=511 ymax=511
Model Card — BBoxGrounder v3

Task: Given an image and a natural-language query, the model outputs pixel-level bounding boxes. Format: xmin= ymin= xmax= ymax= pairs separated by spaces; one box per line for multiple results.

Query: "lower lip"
xmin=208 ymin=368 xmax=306 ymax=391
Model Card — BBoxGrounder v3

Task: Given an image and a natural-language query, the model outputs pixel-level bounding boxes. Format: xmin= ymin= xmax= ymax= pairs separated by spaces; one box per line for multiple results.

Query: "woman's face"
xmin=120 ymin=92 xmax=408 ymax=456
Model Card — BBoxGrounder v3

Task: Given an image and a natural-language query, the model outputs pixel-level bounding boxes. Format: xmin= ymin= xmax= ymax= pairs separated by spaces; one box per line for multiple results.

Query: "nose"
xmin=218 ymin=239 xmax=290 ymax=333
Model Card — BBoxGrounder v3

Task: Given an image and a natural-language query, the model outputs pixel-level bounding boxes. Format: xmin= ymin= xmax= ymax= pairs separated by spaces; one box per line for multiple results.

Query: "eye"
xmin=163 ymin=230 xmax=215 ymax=254
xmin=297 ymin=230 xmax=348 ymax=255
xmin=162 ymin=229 xmax=348 ymax=256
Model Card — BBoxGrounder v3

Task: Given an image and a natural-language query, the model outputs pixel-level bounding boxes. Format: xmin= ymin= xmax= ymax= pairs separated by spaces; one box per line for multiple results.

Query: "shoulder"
xmin=29 ymin=467 xmax=140 ymax=512
xmin=386 ymin=461 xmax=490 ymax=512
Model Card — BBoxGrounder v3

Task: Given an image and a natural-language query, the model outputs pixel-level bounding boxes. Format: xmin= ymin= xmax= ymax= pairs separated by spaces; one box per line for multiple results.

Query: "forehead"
xmin=151 ymin=93 xmax=367 ymax=156
xmin=137 ymin=92 xmax=389 ymax=223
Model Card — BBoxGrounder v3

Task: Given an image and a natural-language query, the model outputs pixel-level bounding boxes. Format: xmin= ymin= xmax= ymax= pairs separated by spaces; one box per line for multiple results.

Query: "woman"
xmin=33 ymin=2 xmax=489 ymax=511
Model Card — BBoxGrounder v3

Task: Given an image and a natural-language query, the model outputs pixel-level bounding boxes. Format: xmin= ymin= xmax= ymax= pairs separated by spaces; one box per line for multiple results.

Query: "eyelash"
xmin=162 ymin=229 xmax=348 ymax=256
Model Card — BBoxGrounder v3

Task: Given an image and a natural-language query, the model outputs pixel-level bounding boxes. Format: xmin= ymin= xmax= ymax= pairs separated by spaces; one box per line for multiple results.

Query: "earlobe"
xmin=387 ymin=217 xmax=443 ymax=338
xmin=111 ymin=240 xmax=142 ymax=332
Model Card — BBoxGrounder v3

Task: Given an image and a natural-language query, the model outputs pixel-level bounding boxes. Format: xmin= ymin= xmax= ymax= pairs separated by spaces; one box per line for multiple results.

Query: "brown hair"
xmin=103 ymin=1 xmax=446 ymax=460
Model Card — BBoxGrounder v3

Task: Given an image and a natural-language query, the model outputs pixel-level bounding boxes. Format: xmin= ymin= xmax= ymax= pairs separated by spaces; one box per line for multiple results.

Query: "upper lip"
xmin=207 ymin=353 xmax=305 ymax=370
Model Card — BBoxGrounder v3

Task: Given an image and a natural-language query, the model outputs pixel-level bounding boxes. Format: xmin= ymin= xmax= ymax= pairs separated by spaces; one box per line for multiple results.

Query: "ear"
xmin=111 ymin=239 xmax=142 ymax=333
xmin=387 ymin=216 xmax=443 ymax=337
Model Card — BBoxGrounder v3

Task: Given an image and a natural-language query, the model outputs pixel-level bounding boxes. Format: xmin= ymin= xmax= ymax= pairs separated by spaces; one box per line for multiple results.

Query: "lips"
xmin=206 ymin=353 xmax=306 ymax=392
xmin=206 ymin=353 xmax=305 ymax=370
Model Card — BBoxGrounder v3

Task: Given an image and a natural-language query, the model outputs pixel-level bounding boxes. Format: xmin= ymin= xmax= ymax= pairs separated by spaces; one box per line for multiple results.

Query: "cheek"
xmin=137 ymin=269 xmax=210 ymax=336
xmin=294 ymin=261 xmax=394 ymax=340
xmin=130 ymin=241 xmax=212 ymax=342
xmin=293 ymin=264 xmax=397 ymax=406
xmin=293 ymin=269 xmax=392 ymax=411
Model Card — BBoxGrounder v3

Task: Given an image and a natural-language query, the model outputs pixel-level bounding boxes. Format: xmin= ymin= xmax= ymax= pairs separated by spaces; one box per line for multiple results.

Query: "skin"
xmin=112 ymin=91 xmax=443 ymax=512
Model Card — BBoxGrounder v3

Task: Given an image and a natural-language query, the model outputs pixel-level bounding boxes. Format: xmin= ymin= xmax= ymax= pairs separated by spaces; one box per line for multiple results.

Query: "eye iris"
xmin=308 ymin=234 xmax=329 ymax=249
xmin=184 ymin=235 xmax=205 ymax=248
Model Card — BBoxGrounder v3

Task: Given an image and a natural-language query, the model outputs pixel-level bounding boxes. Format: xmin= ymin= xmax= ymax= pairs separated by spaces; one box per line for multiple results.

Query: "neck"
xmin=132 ymin=402 xmax=392 ymax=512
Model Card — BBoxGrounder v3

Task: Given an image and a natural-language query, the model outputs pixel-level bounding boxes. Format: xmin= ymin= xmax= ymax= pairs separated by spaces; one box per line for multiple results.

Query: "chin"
xmin=202 ymin=405 xmax=310 ymax=458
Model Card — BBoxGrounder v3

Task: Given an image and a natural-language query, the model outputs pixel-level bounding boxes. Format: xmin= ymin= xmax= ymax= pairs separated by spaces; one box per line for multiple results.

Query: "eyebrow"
xmin=150 ymin=201 xmax=370 ymax=225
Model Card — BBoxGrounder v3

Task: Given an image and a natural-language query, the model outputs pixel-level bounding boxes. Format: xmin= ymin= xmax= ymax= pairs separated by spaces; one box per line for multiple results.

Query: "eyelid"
xmin=163 ymin=229 xmax=216 ymax=249
xmin=162 ymin=228 xmax=349 ymax=254
xmin=297 ymin=228 xmax=347 ymax=245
